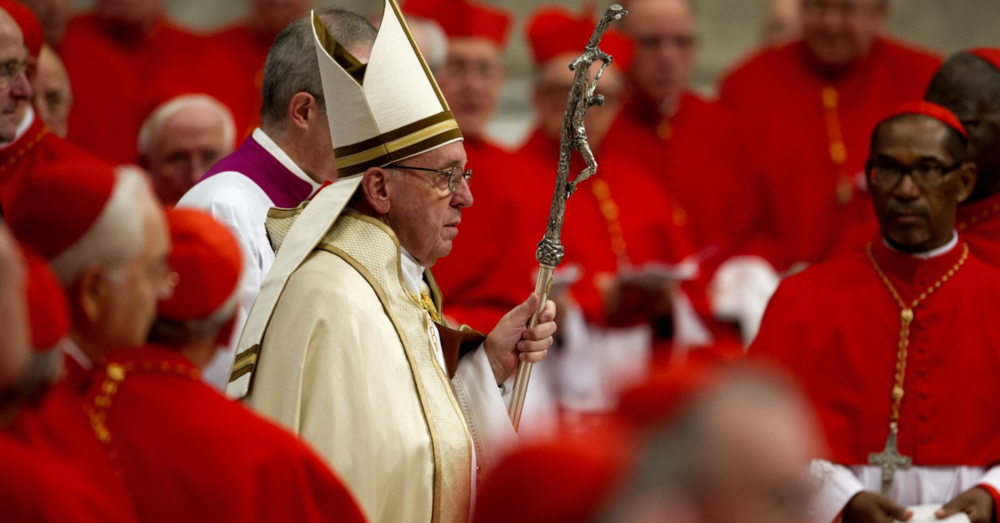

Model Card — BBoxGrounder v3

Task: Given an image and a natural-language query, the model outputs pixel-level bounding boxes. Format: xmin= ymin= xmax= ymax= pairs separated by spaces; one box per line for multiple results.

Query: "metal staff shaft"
xmin=507 ymin=4 xmax=628 ymax=431
xmin=508 ymin=265 xmax=554 ymax=430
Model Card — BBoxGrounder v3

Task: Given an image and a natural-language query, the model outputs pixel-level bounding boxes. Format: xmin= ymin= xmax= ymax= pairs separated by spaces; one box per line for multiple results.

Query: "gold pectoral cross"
xmin=868 ymin=430 xmax=912 ymax=496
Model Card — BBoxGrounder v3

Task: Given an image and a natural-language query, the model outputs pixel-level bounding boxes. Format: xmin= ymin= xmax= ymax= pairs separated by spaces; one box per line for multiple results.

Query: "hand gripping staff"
xmin=507 ymin=4 xmax=628 ymax=431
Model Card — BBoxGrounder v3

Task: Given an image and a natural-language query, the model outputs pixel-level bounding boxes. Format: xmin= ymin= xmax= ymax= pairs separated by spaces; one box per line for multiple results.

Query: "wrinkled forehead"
xmin=403 ymin=140 xmax=467 ymax=169
xmin=621 ymin=0 xmax=697 ymax=35
xmin=447 ymin=37 xmax=504 ymax=64
xmin=0 ymin=10 xmax=24 ymax=58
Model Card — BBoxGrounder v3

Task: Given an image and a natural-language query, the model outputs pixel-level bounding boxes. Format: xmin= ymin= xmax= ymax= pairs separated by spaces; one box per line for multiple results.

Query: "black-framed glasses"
xmin=387 ymin=163 xmax=473 ymax=192
xmin=866 ymin=158 xmax=963 ymax=189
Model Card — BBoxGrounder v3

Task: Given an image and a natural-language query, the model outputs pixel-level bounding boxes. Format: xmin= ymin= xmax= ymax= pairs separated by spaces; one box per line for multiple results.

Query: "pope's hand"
xmin=842 ymin=491 xmax=912 ymax=523
xmin=484 ymin=293 xmax=557 ymax=385
xmin=937 ymin=486 xmax=994 ymax=523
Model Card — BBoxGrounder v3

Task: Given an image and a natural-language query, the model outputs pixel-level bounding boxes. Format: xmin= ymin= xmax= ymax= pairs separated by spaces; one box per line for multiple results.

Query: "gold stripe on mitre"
xmin=334 ymin=111 xmax=463 ymax=177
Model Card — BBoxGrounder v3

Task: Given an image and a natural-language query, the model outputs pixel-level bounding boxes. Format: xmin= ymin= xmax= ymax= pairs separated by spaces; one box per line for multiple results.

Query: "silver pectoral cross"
xmin=868 ymin=431 xmax=912 ymax=496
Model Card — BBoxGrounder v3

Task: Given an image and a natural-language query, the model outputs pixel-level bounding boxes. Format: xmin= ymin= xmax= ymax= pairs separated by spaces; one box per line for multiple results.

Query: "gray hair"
xmin=137 ymin=94 xmax=235 ymax=156
xmin=260 ymin=7 xmax=377 ymax=128
xmin=50 ymin=166 xmax=154 ymax=286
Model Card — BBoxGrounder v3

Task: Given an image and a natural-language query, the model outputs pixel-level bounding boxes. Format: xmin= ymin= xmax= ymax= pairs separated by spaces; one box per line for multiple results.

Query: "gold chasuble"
xmin=255 ymin=210 xmax=472 ymax=523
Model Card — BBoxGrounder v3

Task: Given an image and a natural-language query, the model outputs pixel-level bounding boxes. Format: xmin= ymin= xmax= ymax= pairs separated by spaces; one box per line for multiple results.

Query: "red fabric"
xmin=206 ymin=22 xmax=274 ymax=140
xmin=86 ymin=346 xmax=367 ymax=523
xmin=159 ymin=209 xmax=243 ymax=321
xmin=751 ymin=237 xmax=1000 ymax=466
xmin=956 ymin=193 xmax=1000 ymax=268
xmin=968 ymin=48 xmax=1000 ymax=71
xmin=433 ymin=136 xmax=546 ymax=331
xmin=8 ymin=371 xmax=137 ymax=518
xmin=718 ymin=38 xmax=942 ymax=271
xmin=604 ymin=91 xmax=749 ymax=264
xmin=3 ymin=128 xmax=115 ymax=258
xmin=0 ymin=432 xmax=136 ymax=523
xmin=473 ymin=426 xmax=632 ymax=523
xmin=21 ymin=244 xmax=69 ymax=349
xmin=615 ymin=358 xmax=718 ymax=428
xmin=518 ymin=128 xmax=696 ymax=327
xmin=0 ymin=0 xmax=42 ymax=58
xmin=58 ymin=14 xmax=241 ymax=165
xmin=525 ymin=5 xmax=634 ymax=71
xmin=403 ymin=0 xmax=512 ymax=47
xmin=884 ymin=101 xmax=968 ymax=140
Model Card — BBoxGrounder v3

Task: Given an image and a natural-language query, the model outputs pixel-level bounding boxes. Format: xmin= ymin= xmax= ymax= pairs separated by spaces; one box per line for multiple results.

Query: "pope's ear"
xmin=956 ymin=161 xmax=977 ymax=204
xmin=361 ymin=167 xmax=392 ymax=215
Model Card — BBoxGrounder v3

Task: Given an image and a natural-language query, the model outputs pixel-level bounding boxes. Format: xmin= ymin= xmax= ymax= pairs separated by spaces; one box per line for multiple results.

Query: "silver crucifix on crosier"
xmin=507 ymin=4 xmax=628 ymax=431
xmin=868 ymin=423 xmax=912 ymax=496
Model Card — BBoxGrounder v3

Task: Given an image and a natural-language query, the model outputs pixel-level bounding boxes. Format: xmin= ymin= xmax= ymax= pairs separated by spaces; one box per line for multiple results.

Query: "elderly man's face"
xmin=144 ymin=107 xmax=233 ymax=206
xmin=95 ymin=0 xmax=164 ymax=28
xmin=0 ymin=13 xmax=30 ymax=143
xmin=621 ymin=0 xmax=696 ymax=111
xmin=437 ymin=38 xmax=504 ymax=139
xmin=82 ymin=187 xmax=172 ymax=355
xmin=385 ymin=141 xmax=471 ymax=268
xmin=33 ymin=45 xmax=71 ymax=138
xmin=534 ymin=54 xmax=624 ymax=151
xmin=869 ymin=116 xmax=976 ymax=252
xmin=801 ymin=0 xmax=887 ymax=68
xmin=250 ymin=0 xmax=313 ymax=35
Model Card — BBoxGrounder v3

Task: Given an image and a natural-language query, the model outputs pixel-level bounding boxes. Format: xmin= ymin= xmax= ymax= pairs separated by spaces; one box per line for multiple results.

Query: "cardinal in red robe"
xmin=604 ymin=0 xmax=748 ymax=263
xmin=59 ymin=3 xmax=239 ymax=165
xmin=719 ymin=0 xmax=941 ymax=271
xmin=81 ymin=208 xmax=367 ymax=523
xmin=752 ymin=104 xmax=1000 ymax=523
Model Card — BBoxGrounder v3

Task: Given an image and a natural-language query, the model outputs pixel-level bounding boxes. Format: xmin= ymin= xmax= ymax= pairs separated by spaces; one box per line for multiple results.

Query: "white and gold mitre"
xmin=312 ymin=0 xmax=463 ymax=178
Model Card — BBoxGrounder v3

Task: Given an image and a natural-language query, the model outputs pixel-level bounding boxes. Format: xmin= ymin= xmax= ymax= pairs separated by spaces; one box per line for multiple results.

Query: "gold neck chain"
xmin=865 ymin=242 xmax=969 ymax=431
xmin=590 ymin=178 xmax=631 ymax=269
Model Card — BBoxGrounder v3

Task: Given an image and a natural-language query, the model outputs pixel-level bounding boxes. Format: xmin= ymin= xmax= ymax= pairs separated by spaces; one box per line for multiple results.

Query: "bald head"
xmin=619 ymin=0 xmax=696 ymax=115
xmin=762 ymin=0 xmax=801 ymax=45
xmin=0 ymin=8 xmax=30 ymax=143
xmin=926 ymin=53 xmax=1000 ymax=203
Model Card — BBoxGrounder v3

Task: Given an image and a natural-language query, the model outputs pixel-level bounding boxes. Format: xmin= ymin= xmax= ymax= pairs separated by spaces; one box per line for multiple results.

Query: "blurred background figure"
xmin=719 ymin=0 xmax=941 ymax=273
xmin=19 ymin=0 xmax=71 ymax=45
xmin=761 ymin=0 xmax=802 ymax=45
xmin=138 ymin=94 xmax=236 ymax=206
xmin=33 ymin=43 xmax=72 ymax=138
xmin=0 ymin=221 xmax=28 ymax=395
xmin=58 ymin=0 xmax=237 ymax=165
xmin=473 ymin=361 xmax=822 ymax=523
xmin=405 ymin=16 xmax=446 ymax=72
xmin=209 ymin=0 xmax=314 ymax=138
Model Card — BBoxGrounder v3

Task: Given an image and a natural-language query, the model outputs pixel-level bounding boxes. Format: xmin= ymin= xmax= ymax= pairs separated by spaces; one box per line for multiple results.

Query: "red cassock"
xmin=603 ymin=91 xmax=749 ymax=261
xmin=7 ymin=369 xmax=138 ymax=520
xmin=0 ymin=432 xmax=134 ymax=523
xmin=207 ymin=22 xmax=277 ymax=139
xmin=84 ymin=346 xmax=367 ymax=523
xmin=957 ymin=194 xmax=1000 ymax=268
xmin=719 ymin=38 xmax=942 ymax=271
xmin=433 ymin=136 xmax=552 ymax=332
xmin=0 ymin=115 xmax=106 ymax=211
xmin=751 ymin=237 xmax=1000 ymax=466
xmin=59 ymin=15 xmax=240 ymax=165
xmin=518 ymin=128 xmax=698 ymax=327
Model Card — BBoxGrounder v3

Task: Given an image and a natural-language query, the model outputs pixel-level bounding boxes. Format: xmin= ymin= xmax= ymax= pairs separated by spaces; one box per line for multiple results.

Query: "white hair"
xmin=136 ymin=94 xmax=236 ymax=156
xmin=407 ymin=16 xmax=448 ymax=72
xmin=50 ymin=166 xmax=156 ymax=286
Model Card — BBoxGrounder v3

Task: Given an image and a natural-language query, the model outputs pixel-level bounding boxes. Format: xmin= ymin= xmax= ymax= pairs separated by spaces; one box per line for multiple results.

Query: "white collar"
xmin=0 ymin=106 xmax=34 ymax=150
xmin=882 ymin=230 xmax=959 ymax=260
xmin=399 ymin=247 xmax=424 ymax=295
xmin=251 ymin=128 xmax=322 ymax=192
xmin=61 ymin=338 xmax=92 ymax=370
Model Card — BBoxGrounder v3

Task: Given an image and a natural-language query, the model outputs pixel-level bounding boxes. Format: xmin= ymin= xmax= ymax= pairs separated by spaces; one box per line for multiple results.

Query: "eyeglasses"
xmin=866 ymin=158 xmax=963 ymax=189
xmin=0 ymin=57 xmax=28 ymax=89
xmin=634 ymin=33 xmax=698 ymax=53
xmin=387 ymin=163 xmax=473 ymax=192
